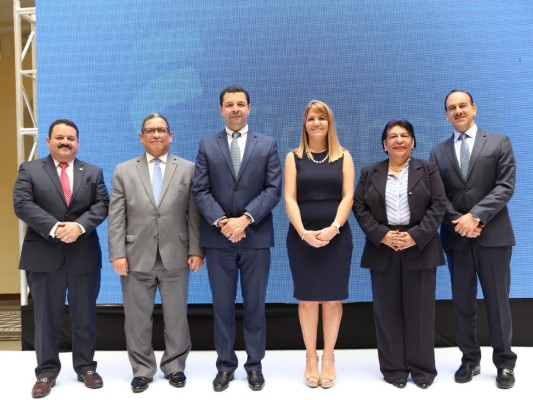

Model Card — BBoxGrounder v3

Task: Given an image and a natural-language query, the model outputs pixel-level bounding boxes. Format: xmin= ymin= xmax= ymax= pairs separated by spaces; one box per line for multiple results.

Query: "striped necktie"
xmin=459 ymin=134 xmax=470 ymax=179
xmin=230 ymin=132 xmax=241 ymax=175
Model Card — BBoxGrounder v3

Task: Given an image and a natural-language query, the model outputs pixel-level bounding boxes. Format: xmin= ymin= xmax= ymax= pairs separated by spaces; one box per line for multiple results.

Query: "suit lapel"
xmin=159 ymin=154 xmax=179 ymax=205
xmin=238 ymin=132 xmax=256 ymax=181
xmin=136 ymin=155 xmax=157 ymax=209
xmin=42 ymin=155 xmax=69 ymax=206
xmin=70 ymin=159 xmax=85 ymax=207
xmin=407 ymin=158 xmax=423 ymax=193
xmin=216 ymin=131 xmax=238 ymax=180
xmin=468 ymin=129 xmax=487 ymax=177
xmin=443 ymin=135 xmax=464 ymax=181
xmin=369 ymin=160 xmax=388 ymax=204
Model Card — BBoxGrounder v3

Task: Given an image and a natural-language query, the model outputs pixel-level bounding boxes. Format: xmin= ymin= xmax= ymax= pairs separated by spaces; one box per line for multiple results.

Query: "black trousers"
xmin=371 ymin=250 xmax=437 ymax=382
xmin=446 ymin=244 xmax=517 ymax=369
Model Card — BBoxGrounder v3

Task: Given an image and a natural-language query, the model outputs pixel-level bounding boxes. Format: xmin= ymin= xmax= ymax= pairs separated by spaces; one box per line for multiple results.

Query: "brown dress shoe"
xmin=32 ymin=377 xmax=55 ymax=398
xmin=77 ymin=371 xmax=104 ymax=389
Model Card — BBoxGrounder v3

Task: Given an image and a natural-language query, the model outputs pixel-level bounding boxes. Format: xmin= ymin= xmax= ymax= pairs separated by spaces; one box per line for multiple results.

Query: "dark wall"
xmin=21 ymin=300 xmax=533 ymax=351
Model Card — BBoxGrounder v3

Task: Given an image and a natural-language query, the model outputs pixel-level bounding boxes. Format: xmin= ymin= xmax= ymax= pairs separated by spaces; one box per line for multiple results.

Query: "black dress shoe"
xmin=454 ymin=363 xmax=480 ymax=383
xmin=131 ymin=377 xmax=152 ymax=393
xmin=387 ymin=378 xmax=407 ymax=389
xmin=247 ymin=370 xmax=265 ymax=391
xmin=166 ymin=371 xmax=186 ymax=388
xmin=496 ymin=368 xmax=515 ymax=389
xmin=415 ymin=380 xmax=433 ymax=389
xmin=213 ymin=371 xmax=234 ymax=392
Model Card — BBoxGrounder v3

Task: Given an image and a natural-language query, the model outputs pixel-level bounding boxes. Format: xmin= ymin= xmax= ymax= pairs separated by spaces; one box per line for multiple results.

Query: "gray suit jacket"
xmin=430 ymin=129 xmax=516 ymax=250
xmin=108 ymin=153 xmax=203 ymax=271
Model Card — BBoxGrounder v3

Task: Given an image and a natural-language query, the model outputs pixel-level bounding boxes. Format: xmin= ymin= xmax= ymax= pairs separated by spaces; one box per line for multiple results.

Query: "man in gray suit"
xmin=108 ymin=113 xmax=203 ymax=393
xmin=430 ymin=90 xmax=517 ymax=389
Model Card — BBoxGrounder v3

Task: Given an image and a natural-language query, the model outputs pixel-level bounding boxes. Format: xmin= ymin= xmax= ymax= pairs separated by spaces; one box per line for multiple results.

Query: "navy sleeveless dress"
xmin=287 ymin=151 xmax=353 ymax=301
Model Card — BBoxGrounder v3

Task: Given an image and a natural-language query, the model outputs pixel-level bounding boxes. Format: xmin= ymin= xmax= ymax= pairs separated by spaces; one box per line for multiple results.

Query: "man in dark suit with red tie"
xmin=430 ymin=90 xmax=517 ymax=389
xmin=13 ymin=119 xmax=109 ymax=398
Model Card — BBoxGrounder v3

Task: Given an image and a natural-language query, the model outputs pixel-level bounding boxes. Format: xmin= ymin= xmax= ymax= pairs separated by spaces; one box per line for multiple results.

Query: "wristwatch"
xmin=471 ymin=213 xmax=481 ymax=223
xmin=332 ymin=221 xmax=341 ymax=234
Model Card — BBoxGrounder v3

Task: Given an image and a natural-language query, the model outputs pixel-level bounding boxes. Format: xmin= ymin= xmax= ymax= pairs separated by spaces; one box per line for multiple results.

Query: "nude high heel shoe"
xmin=319 ymin=355 xmax=336 ymax=389
xmin=304 ymin=353 xmax=319 ymax=388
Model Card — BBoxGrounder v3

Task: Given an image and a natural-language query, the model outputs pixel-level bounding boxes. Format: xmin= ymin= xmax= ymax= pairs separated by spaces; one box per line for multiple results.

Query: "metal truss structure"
xmin=13 ymin=0 xmax=36 ymax=305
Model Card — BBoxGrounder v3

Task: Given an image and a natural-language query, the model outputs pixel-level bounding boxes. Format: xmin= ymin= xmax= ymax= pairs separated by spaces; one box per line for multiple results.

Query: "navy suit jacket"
xmin=430 ymin=129 xmax=516 ymax=250
xmin=353 ymin=158 xmax=446 ymax=272
xmin=192 ymin=130 xmax=282 ymax=249
xmin=13 ymin=155 xmax=109 ymax=273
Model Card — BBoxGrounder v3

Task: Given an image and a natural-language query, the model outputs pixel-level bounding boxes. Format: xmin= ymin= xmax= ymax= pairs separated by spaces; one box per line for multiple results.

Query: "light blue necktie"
xmin=459 ymin=134 xmax=470 ymax=179
xmin=230 ymin=132 xmax=241 ymax=175
xmin=152 ymin=158 xmax=162 ymax=205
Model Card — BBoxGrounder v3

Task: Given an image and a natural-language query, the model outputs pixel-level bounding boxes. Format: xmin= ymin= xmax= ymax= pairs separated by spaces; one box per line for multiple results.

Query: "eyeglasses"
xmin=142 ymin=127 xmax=170 ymax=135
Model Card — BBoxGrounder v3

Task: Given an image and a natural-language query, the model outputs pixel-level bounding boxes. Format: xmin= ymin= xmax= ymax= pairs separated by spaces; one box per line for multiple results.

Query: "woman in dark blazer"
xmin=353 ymin=120 xmax=446 ymax=389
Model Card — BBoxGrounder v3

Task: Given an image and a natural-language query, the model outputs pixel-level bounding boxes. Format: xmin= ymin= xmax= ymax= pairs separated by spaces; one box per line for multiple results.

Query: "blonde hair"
xmin=294 ymin=100 xmax=344 ymax=162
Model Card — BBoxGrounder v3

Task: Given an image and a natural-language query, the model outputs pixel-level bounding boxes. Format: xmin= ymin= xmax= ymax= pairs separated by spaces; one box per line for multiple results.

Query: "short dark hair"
xmin=141 ymin=113 xmax=170 ymax=131
xmin=381 ymin=120 xmax=416 ymax=150
xmin=444 ymin=90 xmax=474 ymax=111
xmin=48 ymin=119 xmax=79 ymax=138
xmin=219 ymin=86 xmax=250 ymax=106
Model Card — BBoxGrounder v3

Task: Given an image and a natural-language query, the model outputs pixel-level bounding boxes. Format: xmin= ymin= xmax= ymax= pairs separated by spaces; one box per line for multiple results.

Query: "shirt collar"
xmin=146 ymin=153 xmax=168 ymax=164
xmin=225 ymin=125 xmax=248 ymax=137
xmin=454 ymin=123 xmax=478 ymax=142
xmin=52 ymin=158 xmax=74 ymax=168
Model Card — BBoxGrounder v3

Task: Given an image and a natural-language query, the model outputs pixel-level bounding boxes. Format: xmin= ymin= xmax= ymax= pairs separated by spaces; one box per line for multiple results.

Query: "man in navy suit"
xmin=192 ymin=86 xmax=282 ymax=392
xmin=13 ymin=119 xmax=109 ymax=398
xmin=430 ymin=90 xmax=517 ymax=389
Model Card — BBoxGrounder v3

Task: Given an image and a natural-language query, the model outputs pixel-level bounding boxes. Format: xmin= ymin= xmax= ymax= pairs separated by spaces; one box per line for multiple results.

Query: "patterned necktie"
xmin=230 ymin=132 xmax=241 ymax=175
xmin=152 ymin=158 xmax=162 ymax=205
xmin=459 ymin=134 xmax=470 ymax=179
xmin=59 ymin=162 xmax=72 ymax=206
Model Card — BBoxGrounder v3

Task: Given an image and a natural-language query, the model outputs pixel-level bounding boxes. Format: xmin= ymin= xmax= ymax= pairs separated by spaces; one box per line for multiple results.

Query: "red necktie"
xmin=59 ymin=162 xmax=72 ymax=206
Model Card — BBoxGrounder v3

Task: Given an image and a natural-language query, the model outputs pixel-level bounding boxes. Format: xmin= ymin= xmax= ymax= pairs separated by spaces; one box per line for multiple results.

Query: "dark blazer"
xmin=353 ymin=158 xmax=446 ymax=272
xmin=192 ymin=130 xmax=282 ymax=248
xmin=430 ymin=129 xmax=516 ymax=250
xmin=13 ymin=155 xmax=109 ymax=273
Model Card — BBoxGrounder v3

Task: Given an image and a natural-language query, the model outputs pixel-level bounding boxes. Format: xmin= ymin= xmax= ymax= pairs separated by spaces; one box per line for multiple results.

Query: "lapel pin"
xmin=79 ymin=168 xmax=84 ymax=171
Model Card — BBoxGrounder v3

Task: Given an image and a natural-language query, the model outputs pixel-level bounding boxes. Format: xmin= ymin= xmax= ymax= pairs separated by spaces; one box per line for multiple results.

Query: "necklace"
xmin=389 ymin=157 xmax=411 ymax=172
xmin=306 ymin=151 xmax=329 ymax=164
xmin=388 ymin=163 xmax=404 ymax=172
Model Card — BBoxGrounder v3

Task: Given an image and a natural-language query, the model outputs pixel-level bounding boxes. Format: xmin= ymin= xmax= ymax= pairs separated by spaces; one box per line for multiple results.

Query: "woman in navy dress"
xmin=284 ymin=100 xmax=354 ymax=389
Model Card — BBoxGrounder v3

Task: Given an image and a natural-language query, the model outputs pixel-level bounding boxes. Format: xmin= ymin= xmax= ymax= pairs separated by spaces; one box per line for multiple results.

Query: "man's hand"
xmin=188 ymin=255 xmax=204 ymax=272
xmin=55 ymin=222 xmax=82 ymax=243
xmin=112 ymin=257 xmax=129 ymax=276
xmin=220 ymin=216 xmax=250 ymax=243
xmin=452 ymin=213 xmax=481 ymax=237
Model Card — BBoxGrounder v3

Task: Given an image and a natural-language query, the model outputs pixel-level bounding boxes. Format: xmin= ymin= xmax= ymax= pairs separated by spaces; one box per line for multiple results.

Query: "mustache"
xmin=58 ymin=144 xmax=72 ymax=149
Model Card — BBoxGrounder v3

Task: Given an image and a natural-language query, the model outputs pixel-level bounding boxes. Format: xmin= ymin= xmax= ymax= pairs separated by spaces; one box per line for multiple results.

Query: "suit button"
xmin=234 ymin=187 xmax=239 ymax=192
xmin=465 ymin=188 xmax=469 ymax=193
